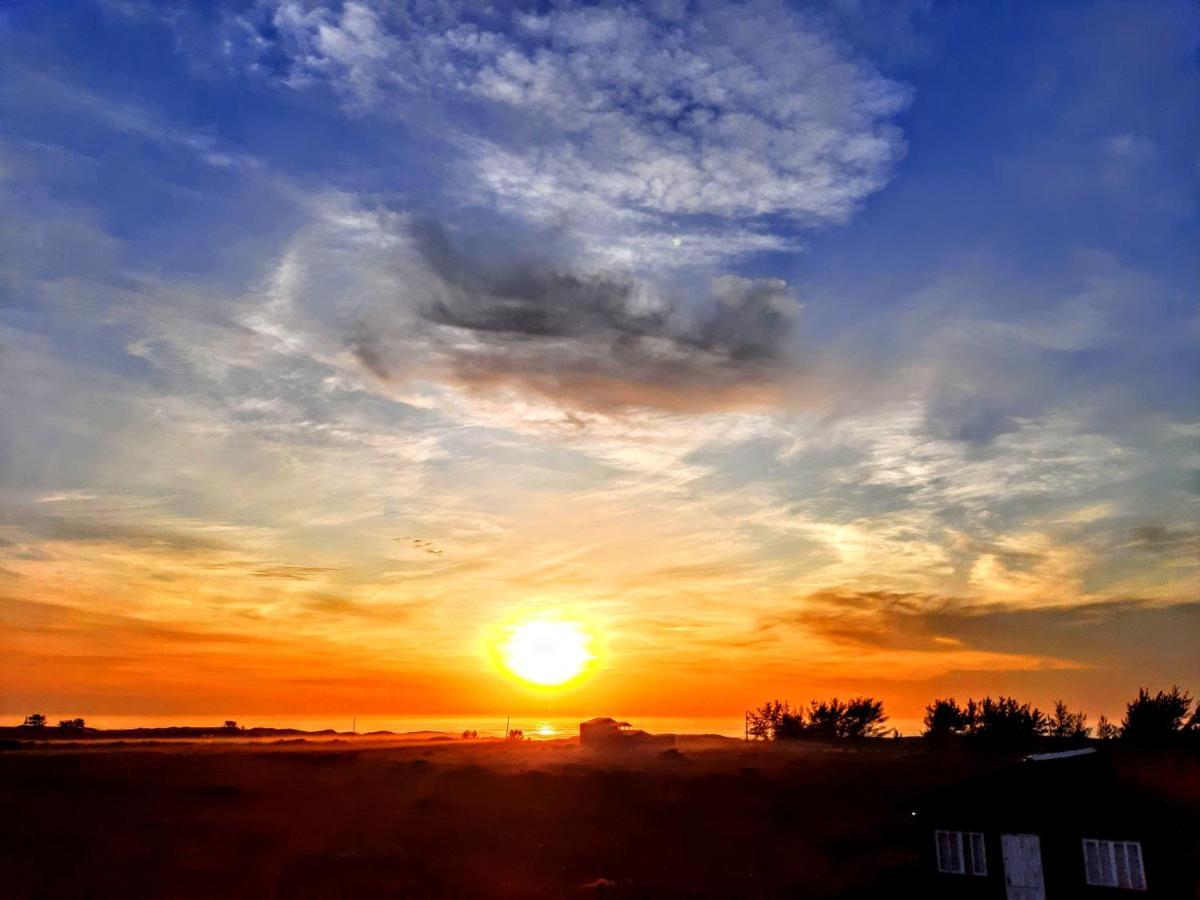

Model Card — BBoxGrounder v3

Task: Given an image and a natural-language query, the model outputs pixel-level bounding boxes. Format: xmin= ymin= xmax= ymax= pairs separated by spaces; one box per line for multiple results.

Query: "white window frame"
xmin=1083 ymin=839 xmax=1146 ymax=891
xmin=935 ymin=830 xmax=987 ymax=876
xmin=967 ymin=831 xmax=987 ymax=876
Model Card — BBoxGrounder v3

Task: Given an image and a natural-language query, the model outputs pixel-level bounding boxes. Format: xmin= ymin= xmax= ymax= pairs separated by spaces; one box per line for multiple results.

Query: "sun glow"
xmin=499 ymin=619 xmax=593 ymax=687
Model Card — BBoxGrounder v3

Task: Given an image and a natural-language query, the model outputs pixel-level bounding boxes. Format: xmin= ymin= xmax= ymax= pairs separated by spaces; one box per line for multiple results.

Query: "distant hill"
xmin=0 ymin=725 xmax=454 ymax=742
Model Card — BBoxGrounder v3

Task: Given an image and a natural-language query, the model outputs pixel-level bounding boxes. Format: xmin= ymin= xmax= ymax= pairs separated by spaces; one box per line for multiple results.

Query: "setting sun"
xmin=500 ymin=620 xmax=593 ymax=687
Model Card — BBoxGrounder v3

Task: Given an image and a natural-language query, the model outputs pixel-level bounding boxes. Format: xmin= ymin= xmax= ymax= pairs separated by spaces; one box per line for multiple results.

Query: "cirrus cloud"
xmin=229 ymin=0 xmax=910 ymax=264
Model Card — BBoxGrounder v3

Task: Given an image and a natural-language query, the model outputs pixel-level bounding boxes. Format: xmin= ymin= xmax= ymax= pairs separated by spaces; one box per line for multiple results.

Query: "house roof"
xmin=580 ymin=717 xmax=631 ymax=727
xmin=915 ymin=747 xmax=1200 ymax=835
xmin=1025 ymin=747 xmax=1097 ymax=762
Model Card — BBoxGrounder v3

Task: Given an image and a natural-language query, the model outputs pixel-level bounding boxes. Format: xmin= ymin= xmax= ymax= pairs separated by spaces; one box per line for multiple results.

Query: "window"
xmin=1083 ymin=839 xmax=1146 ymax=890
xmin=967 ymin=832 xmax=987 ymax=875
xmin=935 ymin=831 xmax=987 ymax=875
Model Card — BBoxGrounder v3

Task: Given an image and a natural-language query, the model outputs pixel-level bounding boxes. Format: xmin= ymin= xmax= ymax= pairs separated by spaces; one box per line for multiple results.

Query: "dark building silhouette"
xmin=578 ymin=717 xmax=674 ymax=749
xmin=914 ymin=747 xmax=1199 ymax=898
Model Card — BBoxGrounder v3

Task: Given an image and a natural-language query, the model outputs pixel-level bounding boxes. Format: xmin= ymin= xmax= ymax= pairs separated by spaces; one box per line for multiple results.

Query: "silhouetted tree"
xmin=806 ymin=698 xmax=847 ymax=738
xmin=1095 ymin=715 xmax=1118 ymax=741
xmin=971 ymin=696 xmax=1047 ymax=747
xmin=1121 ymin=686 xmax=1193 ymax=746
xmin=923 ymin=698 xmax=968 ymax=738
xmin=223 ymin=720 xmax=239 ymax=731
xmin=57 ymin=718 xmax=86 ymax=730
xmin=809 ymin=697 xmax=886 ymax=738
xmin=963 ymin=698 xmax=980 ymax=733
xmin=23 ymin=713 xmax=46 ymax=728
xmin=747 ymin=700 xmax=789 ymax=740
xmin=775 ymin=709 xmax=807 ymax=739
xmin=752 ymin=696 xmax=888 ymax=740
xmin=507 ymin=728 xmax=524 ymax=740
xmin=1048 ymin=700 xmax=1090 ymax=742
xmin=841 ymin=697 xmax=889 ymax=738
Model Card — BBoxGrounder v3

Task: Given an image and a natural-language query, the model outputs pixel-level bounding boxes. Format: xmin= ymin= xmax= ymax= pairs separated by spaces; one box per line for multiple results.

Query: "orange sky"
xmin=3 ymin=476 xmax=1196 ymax=728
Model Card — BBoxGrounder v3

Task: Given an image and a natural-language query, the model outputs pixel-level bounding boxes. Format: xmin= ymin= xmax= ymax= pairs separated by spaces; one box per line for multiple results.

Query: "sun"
xmin=500 ymin=619 xmax=593 ymax=687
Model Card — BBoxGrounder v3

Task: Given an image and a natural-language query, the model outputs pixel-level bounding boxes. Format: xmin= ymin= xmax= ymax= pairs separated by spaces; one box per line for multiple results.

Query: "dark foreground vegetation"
xmin=4 ymin=687 xmax=1194 ymax=898
xmin=0 ymin=735 xmax=1062 ymax=899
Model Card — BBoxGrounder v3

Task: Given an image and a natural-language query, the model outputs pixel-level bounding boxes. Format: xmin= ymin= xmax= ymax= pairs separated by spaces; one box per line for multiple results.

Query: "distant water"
xmin=13 ymin=713 xmax=743 ymax=739
xmin=13 ymin=713 xmax=925 ymax=738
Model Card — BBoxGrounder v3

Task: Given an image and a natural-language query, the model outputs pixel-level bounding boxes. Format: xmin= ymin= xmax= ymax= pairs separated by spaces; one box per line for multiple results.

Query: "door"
xmin=1001 ymin=833 xmax=1046 ymax=900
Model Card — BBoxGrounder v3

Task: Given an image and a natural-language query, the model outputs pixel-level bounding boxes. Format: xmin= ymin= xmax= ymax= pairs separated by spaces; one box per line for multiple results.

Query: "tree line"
xmin=747 ymin=685 xmax=1199 ymax=747
xmin=747 ymin=697 xmax=891 ymax=740
xmin=17 ymin=716 xmax=242 ymax=731
xmin=20 ymin=714 xmax=85 ymax=730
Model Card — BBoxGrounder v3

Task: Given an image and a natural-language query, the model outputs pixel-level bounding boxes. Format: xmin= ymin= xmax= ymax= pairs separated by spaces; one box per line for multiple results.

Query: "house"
xmin=578 ymin=717 xmax=674 ymax=749
xmin=913 ymin=747 xmax=1200 ymax=899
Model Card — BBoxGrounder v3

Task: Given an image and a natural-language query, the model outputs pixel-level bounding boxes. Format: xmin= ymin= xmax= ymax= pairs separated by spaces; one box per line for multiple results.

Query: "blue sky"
xmin=1 ymin=1 xmax=1197 ymax=721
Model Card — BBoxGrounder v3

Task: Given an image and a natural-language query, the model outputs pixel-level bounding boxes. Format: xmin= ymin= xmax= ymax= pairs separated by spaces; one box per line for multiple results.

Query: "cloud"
xmin=227 ymin=0 xmax=909 ymax=265
xmin=263 ymin=207 xmax=807 ymax=413
xmin=759 ymin=589 xmax=1200 ymax=683
xmin=5 ymin=68 xmax=258 ymax=171
xmin=401 ymin=222 xmax=803 ymax=412
xmin=1 ymin=597 xmax=272 ymax=648
xmin=252 ymin=565 xmax=340 ymax=580
xmin=1125 ymin=525 xmax=1200 ymax=556
xmin=0 ymin=507 xmax=233 ymax=555
xmin=744 ymin=588 xmax=1082 ymax=681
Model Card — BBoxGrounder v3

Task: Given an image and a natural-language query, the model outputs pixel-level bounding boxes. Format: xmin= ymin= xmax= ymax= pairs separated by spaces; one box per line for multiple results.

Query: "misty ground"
xmin=1 ymin=734 xmax=1009 ymax=899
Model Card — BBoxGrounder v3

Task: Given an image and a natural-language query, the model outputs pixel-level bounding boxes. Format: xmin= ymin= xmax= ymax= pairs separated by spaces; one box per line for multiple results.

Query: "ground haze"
xmin=2 ymin=735 xmax=1006 ymax=899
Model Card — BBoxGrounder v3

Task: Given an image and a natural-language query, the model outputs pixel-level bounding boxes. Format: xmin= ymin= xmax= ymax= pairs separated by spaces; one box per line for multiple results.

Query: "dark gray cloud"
xmin=2 ymin=597 xmax=272 ymax=647
xmin=414 ymin=222 xmax=666 ymax=339
xmin=0 ymin=509 xmax=230 ymax=554
xmin=349 ymin=222 xmax=803 ymax=413
xmin=1126 ymin=525 xmax=1200 ymax=555
xmin=760 ymin=589 xmax=949 ymax=652
xmin=252 ymin=566 xmax=340 ymax=580
xmin=762 ymin=590 xmax=1200 ymax=680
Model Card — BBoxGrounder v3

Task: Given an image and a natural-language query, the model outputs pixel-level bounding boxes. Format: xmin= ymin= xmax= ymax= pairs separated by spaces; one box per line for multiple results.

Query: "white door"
xmin=1001 ymin=833 xmax=1046 ymax=900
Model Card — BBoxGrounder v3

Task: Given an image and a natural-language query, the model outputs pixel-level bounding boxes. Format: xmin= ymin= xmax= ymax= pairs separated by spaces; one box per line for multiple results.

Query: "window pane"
xmin=935 ymin=831 xmax=964 ymax=874
xmin=1115 ymin=842 xmax=1131 ymax=888
xmin=1124 ymin=842 xmax=1146 ymax=891
xmin=1083 ymin=839 xmax=1107 ymax=886
xmin=1102 ymin=841 xmax=1118 ymax=887
xmin=969 ymin=833 xmax=987 ymax=875
xmin=1084 ymin=839 xmax=1126 ymax=887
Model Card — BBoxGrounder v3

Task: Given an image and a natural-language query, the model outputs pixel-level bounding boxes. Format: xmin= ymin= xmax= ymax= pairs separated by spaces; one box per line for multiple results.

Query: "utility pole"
xmin=505 ymin=716 xmax=510 ymax=739
xmin=352 ymin=717 xmax=356 ymax=734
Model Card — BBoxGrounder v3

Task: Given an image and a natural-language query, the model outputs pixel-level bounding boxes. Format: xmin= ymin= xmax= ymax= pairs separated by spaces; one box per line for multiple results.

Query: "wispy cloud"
xmin=223 ymin=0 xmax=909 ymax=265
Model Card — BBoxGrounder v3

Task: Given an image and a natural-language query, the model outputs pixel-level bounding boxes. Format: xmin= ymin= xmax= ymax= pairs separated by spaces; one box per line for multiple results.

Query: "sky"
xmin=1 ymin=0 xmax=1197 ymax=728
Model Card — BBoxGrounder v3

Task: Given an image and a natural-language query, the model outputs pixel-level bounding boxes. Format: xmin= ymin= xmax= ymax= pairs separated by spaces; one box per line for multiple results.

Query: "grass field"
xmin=0 ymin=733 xmax=1020 ymax=898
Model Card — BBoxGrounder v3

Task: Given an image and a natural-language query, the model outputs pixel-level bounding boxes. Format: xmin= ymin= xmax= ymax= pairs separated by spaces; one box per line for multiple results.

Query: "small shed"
xmin=579 ymin=717 xmax=633 ymax=746
xmin=913 ymin=747 xmax=1199 ymax=899
xmin=579 ymin=717 xmax=674 ymax=749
